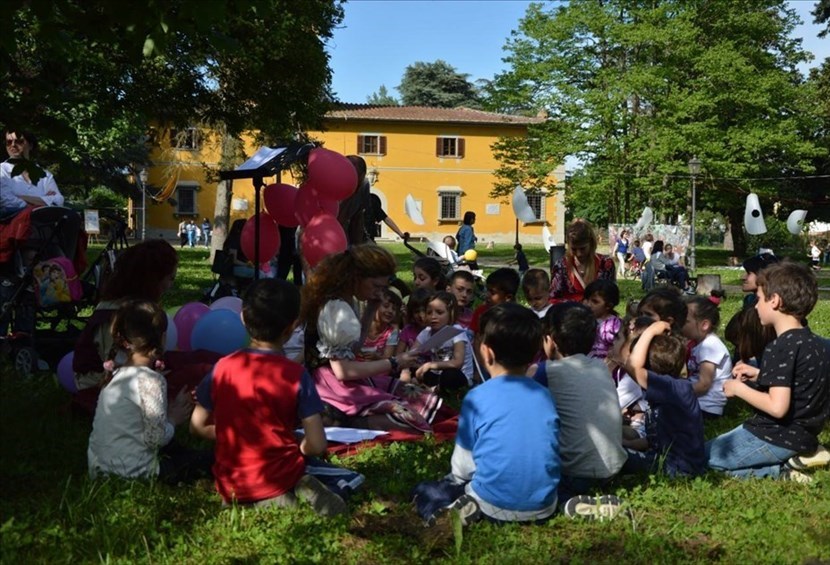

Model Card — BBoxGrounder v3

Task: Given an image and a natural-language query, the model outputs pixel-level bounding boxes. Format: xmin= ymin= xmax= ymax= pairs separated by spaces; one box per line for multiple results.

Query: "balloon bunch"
xmin=254 ymin=147 xmax=355 ymax=270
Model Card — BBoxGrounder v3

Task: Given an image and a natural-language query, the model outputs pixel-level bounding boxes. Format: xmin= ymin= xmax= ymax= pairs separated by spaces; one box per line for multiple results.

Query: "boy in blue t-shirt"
xmin=414 ymin=303 xmax=560 ymax=525
xmin=623 ymin=320 xmax=706 ymax=477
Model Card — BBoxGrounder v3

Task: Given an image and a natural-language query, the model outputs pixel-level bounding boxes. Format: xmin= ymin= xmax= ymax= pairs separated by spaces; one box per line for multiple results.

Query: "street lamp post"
xmin=139 ymin=168 xmax=149 ymax=241
xmin=688 ymin=156 xmax=701 ymax=273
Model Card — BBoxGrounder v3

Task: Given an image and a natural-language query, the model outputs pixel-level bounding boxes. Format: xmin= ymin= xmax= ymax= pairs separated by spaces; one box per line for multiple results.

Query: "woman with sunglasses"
xmin=1 ymin=129 xmax=64 ymax=208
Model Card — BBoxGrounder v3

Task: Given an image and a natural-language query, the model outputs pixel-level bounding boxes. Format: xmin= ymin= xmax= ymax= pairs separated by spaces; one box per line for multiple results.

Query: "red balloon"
xmin=240 ymin=213 xmax=280 ymax=264
xmin=300 ymin=212 xmax=348 ymax=269
xmin=294 ymin=182 xmax=339 ymax=227
xmin=307 ymin=147 xmax=358 ymax=202
xmin=263 ymin=183 xmax=300 ymax=227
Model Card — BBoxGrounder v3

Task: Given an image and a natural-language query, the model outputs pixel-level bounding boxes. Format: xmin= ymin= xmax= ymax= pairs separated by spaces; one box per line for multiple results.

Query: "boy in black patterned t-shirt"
xmin=707 ymin=262 xmax=829 ymax=480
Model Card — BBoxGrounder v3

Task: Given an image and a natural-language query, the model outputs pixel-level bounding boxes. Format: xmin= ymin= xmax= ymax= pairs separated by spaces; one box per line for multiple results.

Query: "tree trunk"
xmin=210 ymin=132 xmax=245 ymax=261
xmin=211 ymin=178 xmax=233 ymax=260
xmin=727 ymin=207 xmax=747 ymax=258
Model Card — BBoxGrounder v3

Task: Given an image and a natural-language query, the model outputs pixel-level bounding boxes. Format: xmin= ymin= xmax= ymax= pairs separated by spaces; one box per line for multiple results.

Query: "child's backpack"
xmin=33 ymin=257 xmax=83 ymax=306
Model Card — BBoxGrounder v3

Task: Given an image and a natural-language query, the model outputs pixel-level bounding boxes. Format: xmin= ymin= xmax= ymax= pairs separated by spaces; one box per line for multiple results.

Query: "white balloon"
xmin=512 ymin=186 xmax=537 ymax=223
xmin=744 ymin=193 xmax=767 ymax=235
xmin=541 ymin=226 xmax=556 ymax=251
xmin=404 ymin=194 xmax=425 ymax=225
xmin=634 ymin=207 xmax=654 ymax=231
xmin=786 ymin=210 xmax=807 ymax=235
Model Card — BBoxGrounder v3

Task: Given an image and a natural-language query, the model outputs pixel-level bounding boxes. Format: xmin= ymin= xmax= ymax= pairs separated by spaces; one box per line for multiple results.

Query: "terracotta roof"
xmin=325 ymin=104 xmax=543 ymax=126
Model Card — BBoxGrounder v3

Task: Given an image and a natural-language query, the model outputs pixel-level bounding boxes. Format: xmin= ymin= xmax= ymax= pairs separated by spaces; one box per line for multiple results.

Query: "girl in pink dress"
xmin=358 ymin=288 xmax=402 ymax=361
xmin=582 ymin=279 xmax=622 ymax=360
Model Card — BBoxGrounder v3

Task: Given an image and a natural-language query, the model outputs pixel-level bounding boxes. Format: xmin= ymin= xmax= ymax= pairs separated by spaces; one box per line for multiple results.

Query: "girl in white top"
xmin=682 ymin=295 xmax=733 ymax=418
xmin=88 ymin=300 xmax=196 ymax=480
xmin=403 ymin=291 xmax=474 ymax=389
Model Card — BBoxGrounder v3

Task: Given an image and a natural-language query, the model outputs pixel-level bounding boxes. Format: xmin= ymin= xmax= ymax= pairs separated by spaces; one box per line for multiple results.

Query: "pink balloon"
xmin=263 ymin=183 xmax=300 ymax=228
xmin=300 ymin=212 xmax=348 ymax=269
xmin=57 ymin=351 xmax=77 ymax=393
xmin=174 ymin=302 xmax=210 ymax=351
xmin=240 ymin=213 xmax=281 ymax=263
xmin=209 ymin=296 xmax=243 ymax=314
xmin=294 ymin=182 xmax=339 ymax=227
xmin=307 ymin=147 xmax=358 ymax=202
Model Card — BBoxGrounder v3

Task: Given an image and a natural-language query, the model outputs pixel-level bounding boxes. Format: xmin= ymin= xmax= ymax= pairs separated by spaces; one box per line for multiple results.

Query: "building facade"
xmin=142 ymin=105 xmax=565 ymax=245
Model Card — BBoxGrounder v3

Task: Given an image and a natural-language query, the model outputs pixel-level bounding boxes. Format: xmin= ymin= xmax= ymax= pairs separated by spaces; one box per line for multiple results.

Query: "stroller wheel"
xmin=14 ymin=346 xmax=37 ymax=377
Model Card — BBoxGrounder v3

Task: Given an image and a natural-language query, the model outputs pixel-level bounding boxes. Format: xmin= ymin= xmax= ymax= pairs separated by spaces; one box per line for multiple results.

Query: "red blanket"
xmin=327 ymin=410 xmax=459 ymax=457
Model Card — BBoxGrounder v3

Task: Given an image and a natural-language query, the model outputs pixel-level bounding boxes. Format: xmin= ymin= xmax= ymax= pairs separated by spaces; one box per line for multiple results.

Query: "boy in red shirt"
xmin=191 ymin=279 xmax=353 ymax=515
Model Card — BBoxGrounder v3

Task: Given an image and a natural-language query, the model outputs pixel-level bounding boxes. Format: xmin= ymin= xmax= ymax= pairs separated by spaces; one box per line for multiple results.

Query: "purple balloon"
xmin=57 ymin=352 xmax=77 ymax=393
xmin=174 ymin=302 xmax=210 ymax=351
xmin=209 ymin=296 xmax=243 ymax=315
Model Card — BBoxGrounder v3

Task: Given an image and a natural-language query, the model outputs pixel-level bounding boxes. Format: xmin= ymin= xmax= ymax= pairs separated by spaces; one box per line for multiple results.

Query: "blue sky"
xmin=327 ymin=0 xmax=829 ymax=104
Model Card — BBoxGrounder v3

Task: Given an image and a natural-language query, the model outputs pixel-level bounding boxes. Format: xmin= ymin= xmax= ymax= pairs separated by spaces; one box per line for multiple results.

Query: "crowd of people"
xmin=3 ymin=127 xmax=827 ymax=525
xmin=77 ymin=217 xmax=829 ymax=525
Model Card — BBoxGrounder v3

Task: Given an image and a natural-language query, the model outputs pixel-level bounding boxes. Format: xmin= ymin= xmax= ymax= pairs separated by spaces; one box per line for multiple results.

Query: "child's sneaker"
xmin=294 ymin=474 xmax=348 ymax=517
xmin=788 ymin=445 xmax=830 ymax=470
xmin=563 ymin=495 xmax=625 ymax=521
xmin=447 ymin=494 xmax=482 ymax=526
xmin=781 ymin=466 xmax=813 ymax=484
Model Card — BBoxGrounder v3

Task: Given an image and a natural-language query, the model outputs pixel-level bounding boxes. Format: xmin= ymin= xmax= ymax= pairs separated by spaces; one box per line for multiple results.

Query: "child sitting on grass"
xmin=402 ymin=291 xmax=474 ymax=389
xmin=413 ymin=256 xmax=446 ymax=292
xmin=622 ymin=320 xmax=706 ymax=478
xmin=396 ymin=288 xmax=430 ymax=355
xmin=532 ymin=303 xmax=627 ymax=504
xmin=522 ymin=268 xmax=551 ymax=319
xmin=190 ymin=279 xmax=359 ymax=515
xmin=448 ymin=270 xmax=476 ymax=329
xmin=636 ymin=286 xmax=688 ymax=331
xmin=707 ymin=262 xmax=829 ymax=481
xmin=469 ymin=267 xmax=520 ymax=334
xmin=582 ymin=279 xmax=621 ymax=360
xmin=682 ymin=295 xmax=732 ymax=419
xmin=88 ymin=299 xmax=211 ymax=483
xmin=358 ymin=287 xmax=401 ymax=361
xmin=413 ymin=303 xmax=561 ymax=525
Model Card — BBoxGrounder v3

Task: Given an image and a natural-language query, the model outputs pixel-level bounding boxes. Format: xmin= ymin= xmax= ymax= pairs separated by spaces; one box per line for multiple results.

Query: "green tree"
xmin=487 ymin=0 xmax=824 ymax=255
xmin=398 ymin=60 xmax=480 ymax=108
xmin=1 ymin=0 xmax=343 ymax=204
xmin=814 ymin=0 xmax=830 ymax=36
xmin=366 ymin=85 xmax=399 ymax=105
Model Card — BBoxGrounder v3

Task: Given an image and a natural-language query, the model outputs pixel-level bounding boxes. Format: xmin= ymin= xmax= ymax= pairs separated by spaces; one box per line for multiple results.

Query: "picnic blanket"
xmin=327 ymin=408 xmax=459 ymax=457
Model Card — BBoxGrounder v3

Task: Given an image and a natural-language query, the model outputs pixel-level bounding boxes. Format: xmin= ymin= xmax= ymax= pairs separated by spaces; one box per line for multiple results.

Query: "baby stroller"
xmin=1 ymin=206 xmax=99 ymax=375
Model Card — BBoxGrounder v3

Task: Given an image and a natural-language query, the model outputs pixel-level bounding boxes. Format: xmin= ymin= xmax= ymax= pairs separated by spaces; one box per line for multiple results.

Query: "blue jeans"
xmin=706 ymin=425 xmax=797 ymax=479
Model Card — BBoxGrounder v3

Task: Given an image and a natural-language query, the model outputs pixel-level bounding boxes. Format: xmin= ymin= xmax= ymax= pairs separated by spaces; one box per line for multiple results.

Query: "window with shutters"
xmin=176 ymin=183 xmax=198 ymax=215
xmin=436 ymin=136 xmax=465 ymax=158
xmin=357 ymin=134 xmax=387 ymax=155
xmin=438 ymin=188 xmax=462 ymax=221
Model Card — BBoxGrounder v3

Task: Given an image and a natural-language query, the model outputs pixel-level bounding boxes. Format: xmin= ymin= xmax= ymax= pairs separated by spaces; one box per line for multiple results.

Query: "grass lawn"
xmin=1 ymin=243 xmax=829 ymax=563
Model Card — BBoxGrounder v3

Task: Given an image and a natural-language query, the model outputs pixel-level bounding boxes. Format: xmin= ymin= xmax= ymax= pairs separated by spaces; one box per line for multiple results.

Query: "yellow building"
xmin=144 ymin=105 xmax=565 ymax=244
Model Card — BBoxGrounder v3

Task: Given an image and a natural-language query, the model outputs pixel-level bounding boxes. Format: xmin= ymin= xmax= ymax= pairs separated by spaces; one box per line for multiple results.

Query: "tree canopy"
xmin=486 ymin=0 xmax=827 ymax=255
xmin=1 ymin=0 xmax=344 ymax=197
xmin=366 ymin=85 xmax=399 ymax=106
xmin=398 ymin=60 xmax=481 ymax=108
